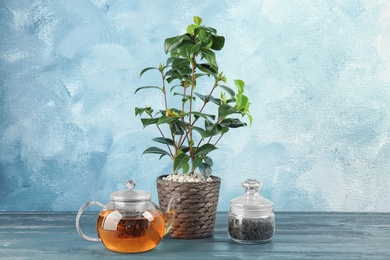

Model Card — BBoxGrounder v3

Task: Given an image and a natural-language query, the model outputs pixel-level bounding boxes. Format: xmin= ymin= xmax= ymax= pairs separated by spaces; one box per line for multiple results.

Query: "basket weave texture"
xmin=156 ymin=175 xmax=221 ymax=239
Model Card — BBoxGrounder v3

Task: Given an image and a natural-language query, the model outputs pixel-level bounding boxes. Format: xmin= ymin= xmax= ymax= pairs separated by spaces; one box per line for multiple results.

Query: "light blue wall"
xmin=1 ymin=0 xmax=390 ymax=212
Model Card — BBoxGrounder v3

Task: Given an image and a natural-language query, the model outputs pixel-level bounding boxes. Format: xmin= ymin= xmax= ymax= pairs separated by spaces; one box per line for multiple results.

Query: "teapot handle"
xmin=75 ymin=201 xmax=104 ymax=242
xmin=164 ymin=193 xmax=180 ymax=236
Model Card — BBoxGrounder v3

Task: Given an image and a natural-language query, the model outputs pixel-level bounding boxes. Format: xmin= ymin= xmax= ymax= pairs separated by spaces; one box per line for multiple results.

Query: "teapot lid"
xmin=110 ymin=180 xmax=151 ymax=202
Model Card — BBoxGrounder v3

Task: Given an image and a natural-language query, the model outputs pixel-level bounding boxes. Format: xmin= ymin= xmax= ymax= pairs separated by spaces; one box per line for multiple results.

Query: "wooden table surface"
xmin=0 ymin=211 xmax=389 ymax=259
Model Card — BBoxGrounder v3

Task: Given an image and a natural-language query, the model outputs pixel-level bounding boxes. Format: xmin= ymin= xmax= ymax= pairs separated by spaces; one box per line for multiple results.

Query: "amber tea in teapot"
xmin=97 ymin=210 xmax=166 ymax=252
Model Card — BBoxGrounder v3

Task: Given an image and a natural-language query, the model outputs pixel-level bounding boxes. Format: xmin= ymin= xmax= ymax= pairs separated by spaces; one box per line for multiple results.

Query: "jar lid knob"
xmin=242 ymin=179 xmax=262 ymax=191
xmin=126 ymin=179 xmax=136 ymax=190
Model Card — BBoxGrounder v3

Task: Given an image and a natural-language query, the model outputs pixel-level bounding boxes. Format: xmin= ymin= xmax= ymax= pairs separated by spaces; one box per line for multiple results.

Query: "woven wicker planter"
xmin=156 ymin=175 xmax=221 ymax=239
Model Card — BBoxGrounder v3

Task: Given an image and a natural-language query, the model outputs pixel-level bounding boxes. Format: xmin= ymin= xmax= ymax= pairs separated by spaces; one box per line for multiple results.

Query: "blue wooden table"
xmin=0 ymin=211 xmax=389 ymax=259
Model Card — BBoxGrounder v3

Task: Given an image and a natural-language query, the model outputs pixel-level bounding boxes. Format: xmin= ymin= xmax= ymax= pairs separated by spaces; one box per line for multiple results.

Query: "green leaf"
xmin=193 ymin=16 xmax=202 ymax=26
xmin=157 ymin=115 xmax=179 ymax=125
xmin=211 ymin=35 xmax=225 ymax=50
xmin=195 ymin=143 xmax=217 ymax=156
xmin=195 ymin=26 xmax=217 ymax=35
xmin=164 ymin=35 xmax=187 ymax=54
xmin=152 ymin=137 xmax=175 ymax=146
xmin=236 ymin=93 xmax=249 ymax=110
xmin=169 ymin=107 xmax=184 ymax=115
xmin=173 ymin=153 xmax=190 ymax=173
xmin=199 ymin=163 xmax=212 ymax=179
xmin=177 ymin=66 xmax=193 ymax=75
xmin=194 ymin=92 xmax=206 ymax=102
xmin=182 ymin=161 xmax=190 ymax=173
xmin=219 ymin=125 xmax=229 ymax=134
xmin=172 ymin=121 xmax=185 ymax=135
xmin=218 ymin=104 xmax=237 ymax=119
xmin=139 ymin=67 xmax=159 ymax=77
xmin=193 ymin=157 xmax=202 ymax=170
xmin=234 ymin=79 xmax=245 ymax=94
xmin=134 ymin=86 xmax=162 ymax=94
xmin=218 ymin=85 xmax=235 ymax=97
xmin=194 ymin=92 xmax=219 ymax=105
xmin=188 ymin=111 xmax=215 ymax=120
xmin=221 ymin=92 xmax=227 ymax=104
xmin=204 ymin=119 xmax=219 ymax=137
xmin=209 ymin=96 xmax=221 ymax=105
xmin=180 ymin=146 xmax=190 ymax=154
xmin=204 ymin=156 xmax=213 ymax=167
xmin=170 ymin=84 xmax=184 ymax=93
xmin=135 ymin=107 xmax=153 ymax=116
xmin=178 ymin=43 xmax=200 ymax=60
xmin=194 ymin=73 xmax=209 ymax=79
xmin=206 ymin=26 xmax=217 ymax=34
xmin=204 ymin=118 xmax=213 ymax=132
xmin=197 ymin=63 xmax=217 ymax=76
xmin=141 ymin=118 xmax=159 ymax=128
xmin=165 ymin=70 xmax=183 ymax=83
xmin=142 ymin=147 xmax=170 ymax=158
xmin=173 ymin=92 xmax=195 ymax=101
xmin=187 ymin=24 xmax=197 ymax=35
xmin=198 ymin=29 xmax=212 ymax=46
xmin=220 ymin=118 xmax=247 ymax=128
xmin=192 ymin=126 xmax=207 ymax=138
xmin=248 ymin=114 xmax=253 ymax=125
xmin=171 ymin=58 xmax=190 ymax=69
xmin=166 ymin=57 xmax=174 ymax=65
xmin=200 ymin=48 xmax=216 ymax=68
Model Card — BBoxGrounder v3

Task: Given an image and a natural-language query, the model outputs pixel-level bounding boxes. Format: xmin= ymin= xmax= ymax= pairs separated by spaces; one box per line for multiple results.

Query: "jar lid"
xmin=110 ymin=180 xmax=152 ymax=202
xmin=230 ymin=179 xmax=273 ymax=216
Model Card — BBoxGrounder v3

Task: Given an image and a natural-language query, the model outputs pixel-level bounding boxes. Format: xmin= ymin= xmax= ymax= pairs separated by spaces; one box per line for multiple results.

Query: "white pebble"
xmin=161 ymin=173 xmax=212 ymax=183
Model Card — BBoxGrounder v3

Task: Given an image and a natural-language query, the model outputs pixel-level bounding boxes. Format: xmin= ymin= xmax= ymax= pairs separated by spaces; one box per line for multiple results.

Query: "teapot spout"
xmin=164 ymin=193 xmax=179 ymax=235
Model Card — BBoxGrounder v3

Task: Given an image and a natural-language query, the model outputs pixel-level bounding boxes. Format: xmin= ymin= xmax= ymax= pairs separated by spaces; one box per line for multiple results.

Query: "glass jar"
xmin=228 ymin=179 xmax=275 ymax=244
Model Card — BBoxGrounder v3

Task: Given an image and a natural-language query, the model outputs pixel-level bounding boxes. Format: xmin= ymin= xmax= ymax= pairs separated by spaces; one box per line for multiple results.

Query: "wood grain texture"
xmin=0 ymin=212 xmax=389 ymax=259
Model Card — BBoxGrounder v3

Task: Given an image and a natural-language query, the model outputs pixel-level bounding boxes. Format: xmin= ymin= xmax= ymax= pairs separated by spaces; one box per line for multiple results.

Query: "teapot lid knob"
xmin=110 ymin=179 xmax=151 ymax=202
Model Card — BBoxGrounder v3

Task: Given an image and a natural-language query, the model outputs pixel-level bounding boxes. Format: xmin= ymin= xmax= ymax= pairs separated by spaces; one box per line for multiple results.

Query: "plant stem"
xmin=188 ymin=57 xmax=197 ymax=173
xmin=196 ymin=78 xmax=219 ymax=118
xmin=178 ymin=77 xmax=219 ymax=149
xmin=161 ymin=71 xmax=168 ymax=111
xmin=177 ymin=80 xmax=188 ymax=152
xmin=157 ymin=71 xmax=174 ymax=158
xmin=149 ymin=114 xmax=174 ymax=157
xmin=213 ymin=133 xmax=224 ymax=147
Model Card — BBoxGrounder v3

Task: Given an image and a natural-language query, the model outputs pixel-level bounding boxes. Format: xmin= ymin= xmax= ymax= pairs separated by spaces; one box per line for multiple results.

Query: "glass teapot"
xmin=75 ymin=180 xmax=177 ymax=253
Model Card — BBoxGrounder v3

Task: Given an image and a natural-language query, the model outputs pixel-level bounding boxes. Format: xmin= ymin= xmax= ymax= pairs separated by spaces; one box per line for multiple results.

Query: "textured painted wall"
xmin=1 ymin=0 xmax=390 ymax=212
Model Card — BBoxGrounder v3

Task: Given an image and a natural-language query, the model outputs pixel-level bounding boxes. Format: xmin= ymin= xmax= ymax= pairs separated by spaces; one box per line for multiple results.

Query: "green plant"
xmin=135 ymin=16 xmax=251 ymax=178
